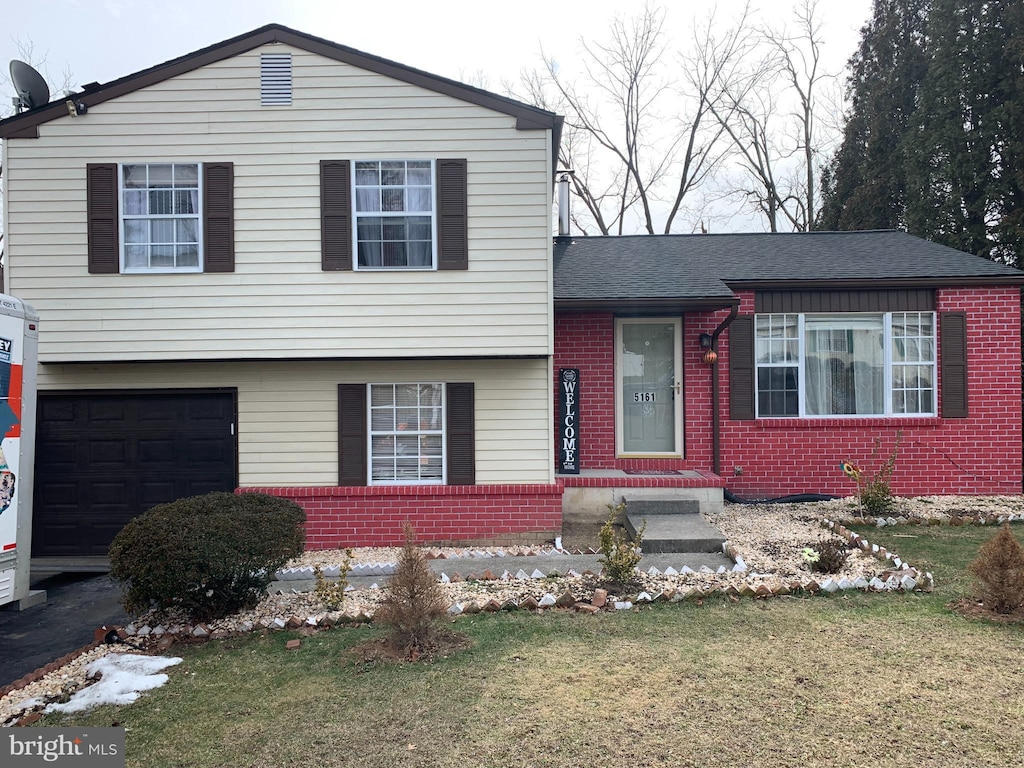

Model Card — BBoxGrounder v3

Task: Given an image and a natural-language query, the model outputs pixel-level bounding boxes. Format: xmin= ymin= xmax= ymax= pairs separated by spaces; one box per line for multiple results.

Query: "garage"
xmin=32 ymin=390 xmax=237 ymax=558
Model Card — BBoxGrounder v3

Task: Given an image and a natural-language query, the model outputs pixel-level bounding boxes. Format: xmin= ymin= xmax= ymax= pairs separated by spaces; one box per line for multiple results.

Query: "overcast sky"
xmin=2 ymin=0 xmax=873 ymax=104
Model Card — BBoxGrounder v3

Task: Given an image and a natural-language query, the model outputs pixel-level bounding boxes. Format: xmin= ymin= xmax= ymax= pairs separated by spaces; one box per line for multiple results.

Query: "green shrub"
xmin=109 ymin=491 xmax=305 ymax=621
xmin=314 ymin=550 xmax=353 ymax=611
xmin=598 ymin=502 xmax=644 ymax=587
xmin=968 ymin=523 xmax=1024 ymax=614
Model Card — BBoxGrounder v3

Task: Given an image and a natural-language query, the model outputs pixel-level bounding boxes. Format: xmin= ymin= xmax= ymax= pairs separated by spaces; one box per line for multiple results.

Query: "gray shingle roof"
xmin=553 ymin=230 xmax=1024 ymax=304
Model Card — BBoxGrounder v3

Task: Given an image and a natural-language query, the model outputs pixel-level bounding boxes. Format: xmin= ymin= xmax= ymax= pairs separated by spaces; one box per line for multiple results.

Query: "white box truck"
xmin=0 ymin=294 xmax=42 ymax=610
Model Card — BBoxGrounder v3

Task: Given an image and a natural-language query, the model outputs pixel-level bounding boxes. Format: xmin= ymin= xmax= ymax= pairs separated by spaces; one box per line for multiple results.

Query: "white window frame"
xmin=118 ymin=162 xmax=203 ymax=274
xmin=755 ymin=312 xmax=937 ymax=418
xmin=352 ymin=159 xmax=437 ymax=271
xmin=367 ymin=382 xmax=446 ymax=486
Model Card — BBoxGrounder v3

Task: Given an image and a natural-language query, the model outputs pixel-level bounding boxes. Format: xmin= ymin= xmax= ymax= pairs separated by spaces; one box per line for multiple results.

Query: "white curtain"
xmin=804 ymin=318 xmax=883 ymax=415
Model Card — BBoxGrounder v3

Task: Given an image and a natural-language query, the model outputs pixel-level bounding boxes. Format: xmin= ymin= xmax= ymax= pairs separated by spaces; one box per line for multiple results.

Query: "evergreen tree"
xmin=821 ymin=0 xmax=1024 ymax=266
xmin=817 ymin=0 xmax=929 ymax=231
xmin=905 ymin=0 xmax=1024 ymax=265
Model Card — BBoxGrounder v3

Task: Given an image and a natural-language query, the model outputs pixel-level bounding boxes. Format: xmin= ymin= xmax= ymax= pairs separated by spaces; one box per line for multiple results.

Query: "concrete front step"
xmin=623 ymin=496 xmax=726 ymax=554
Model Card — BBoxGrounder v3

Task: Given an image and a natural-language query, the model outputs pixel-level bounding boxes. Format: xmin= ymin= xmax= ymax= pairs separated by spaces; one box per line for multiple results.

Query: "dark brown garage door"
xmin=33 ymin=390 xmax=238 ymax=557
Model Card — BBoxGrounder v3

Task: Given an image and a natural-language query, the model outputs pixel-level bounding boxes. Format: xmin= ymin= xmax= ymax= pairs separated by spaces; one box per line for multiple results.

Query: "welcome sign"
xmin=559 ymin=368 xmax=580 ymax=474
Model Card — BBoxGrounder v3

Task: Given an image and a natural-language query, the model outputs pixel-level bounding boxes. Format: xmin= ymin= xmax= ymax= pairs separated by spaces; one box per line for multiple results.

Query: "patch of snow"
xmin=45 ymin=654 xmax=182 ymax=714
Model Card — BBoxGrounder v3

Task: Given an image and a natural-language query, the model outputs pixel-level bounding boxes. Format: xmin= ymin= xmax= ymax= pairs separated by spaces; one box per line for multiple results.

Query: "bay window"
xmin=755 ymin=312 xmax=936 ymax=417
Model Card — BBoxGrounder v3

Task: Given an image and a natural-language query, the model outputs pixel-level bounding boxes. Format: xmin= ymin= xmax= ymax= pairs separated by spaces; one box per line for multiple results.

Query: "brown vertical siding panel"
xmin=446 ymin=382 xmax=475 ymax=484
xmin=755 ymin=289 xmax=935 ymax=313
xmin=203 ymin=162 xmax=235 ymax=272
xmin=436 ymin=158 xmax=468 ymax=270
xmin=729 ymin=315 xmax=756 ymax=420
xmin=321 ymin=160 xmax=352 ymax=271
xmin=940 ymin=312 xmax=968 ymax=418
xmin=338 ymin=383 xmax=368 ymax=485
xmin=86 ymin=163 xmax=119 ymax=274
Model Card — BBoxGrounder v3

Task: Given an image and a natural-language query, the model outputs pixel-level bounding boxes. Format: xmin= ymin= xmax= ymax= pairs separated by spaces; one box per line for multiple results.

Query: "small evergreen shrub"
xmin=801 ymin=540 xmax=849 ymax=574
xmin=376 ymin=522 xmax=449 ymax=657
xmin=109 ymin=491 xmax=305 ymax=621
xmin=598 ymin=502 xmax=644 ymax=586
xmin=314 ymin=550 xmax=353 ymax=612
xmin=968 ymin=523 xmax=1024 ymax=614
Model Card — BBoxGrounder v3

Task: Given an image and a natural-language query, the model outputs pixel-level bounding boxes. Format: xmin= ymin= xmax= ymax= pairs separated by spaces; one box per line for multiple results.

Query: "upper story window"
xmin=354 ymin=160 xmax=434 ymax=269
xmin=121 ymin=163 xmax=202 ymax=272
xmin=320 ymin=158 xmax=467 ymax=272
xmin=755 ymin=312 xmax=936 ymax=418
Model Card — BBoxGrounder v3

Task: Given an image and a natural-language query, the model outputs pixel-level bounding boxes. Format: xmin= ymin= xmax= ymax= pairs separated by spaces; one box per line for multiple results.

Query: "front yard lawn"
xmin=39 ymin=525 xmax=1024 ymax=768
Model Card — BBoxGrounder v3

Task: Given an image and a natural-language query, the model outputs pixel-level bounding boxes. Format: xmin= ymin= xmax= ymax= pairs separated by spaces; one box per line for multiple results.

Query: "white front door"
xmin=616 ymin=318 xmax=682 ymax=456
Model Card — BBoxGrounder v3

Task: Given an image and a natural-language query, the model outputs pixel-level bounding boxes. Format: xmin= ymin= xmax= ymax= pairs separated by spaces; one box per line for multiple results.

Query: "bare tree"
xmin=664 ymin=3 xmax=758 ymax=232
xmin=512 ymin=2 xmax=765 ymax=236
xmin=710 ymin=0 xmax=837 ymax=231
xmin=542 ymin=2 xmax=673 ymax=235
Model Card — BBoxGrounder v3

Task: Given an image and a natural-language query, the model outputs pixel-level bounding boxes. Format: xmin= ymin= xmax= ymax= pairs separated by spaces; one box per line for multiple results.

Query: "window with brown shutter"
xmin=940 ymin=312 xmax=968 ymax=418
xmin=446 ymin=382 xmax=475 ymax=484
xmin=337 ymin=381 xmax=475 ymax=485
xmin=203 ymin=162 xmax=235 ymax=273
xmin=321 ymin=160 xmax=352 ymax=271
xmin=338 ymin=383 xmax=368 ymax=486
xmin=324 ymin=158 xmax=468 ymax=271
xmin=86 ymin=161 xmax=234 ymax=274
xmin=86 ymin=163 xmax=119 ymax=274
xmin=729 ymin=315 xmax=756 ymax=420
xmin=436 ymin=158 xmax=468 ymax=270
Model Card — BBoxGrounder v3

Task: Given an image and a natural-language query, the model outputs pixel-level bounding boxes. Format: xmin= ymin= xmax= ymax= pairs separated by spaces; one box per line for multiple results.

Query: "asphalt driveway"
xmin=0 ymin=572 xmax=129 ymax=688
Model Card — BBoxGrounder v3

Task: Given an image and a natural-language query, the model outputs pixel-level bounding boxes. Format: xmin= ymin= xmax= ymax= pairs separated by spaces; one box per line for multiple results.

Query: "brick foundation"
xmin=242 ymin=484 xmax=564 ymax=549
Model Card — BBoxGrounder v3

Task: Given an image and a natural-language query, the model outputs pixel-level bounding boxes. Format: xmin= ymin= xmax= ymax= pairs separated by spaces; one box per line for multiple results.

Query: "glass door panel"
xmin=617 ymin=319 xmax=681 ymax=455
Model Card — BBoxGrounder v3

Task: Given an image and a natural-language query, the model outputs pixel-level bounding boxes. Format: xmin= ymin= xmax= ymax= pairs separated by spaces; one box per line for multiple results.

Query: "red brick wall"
xmin=554 ymin=309 xmax=730 ymax=472
xmin=554 ymin=287 xmax=1023 ymax=497
xmin=242 ymin=484 xmax=564 ymax=549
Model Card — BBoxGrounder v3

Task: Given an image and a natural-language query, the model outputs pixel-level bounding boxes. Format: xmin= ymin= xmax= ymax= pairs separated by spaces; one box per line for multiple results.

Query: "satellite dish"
xmin=9 ymin=60 xmax=50 ymax=112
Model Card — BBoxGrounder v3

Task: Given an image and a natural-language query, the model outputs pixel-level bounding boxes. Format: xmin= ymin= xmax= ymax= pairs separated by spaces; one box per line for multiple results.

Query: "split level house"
xmin=1 ymin=24 xmax=1022 ymax=561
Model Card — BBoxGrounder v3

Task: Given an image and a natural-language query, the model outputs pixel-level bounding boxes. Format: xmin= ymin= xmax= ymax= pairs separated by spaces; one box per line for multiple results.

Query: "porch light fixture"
xmin=699 ymin=332 xmax=716 ymax=364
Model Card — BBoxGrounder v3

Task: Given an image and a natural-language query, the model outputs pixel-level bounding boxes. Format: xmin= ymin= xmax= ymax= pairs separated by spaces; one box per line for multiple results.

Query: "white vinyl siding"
xmin=4 ymin=46 xmax=553 ymax=362
xmin=35 ymin=358 xmax=555 ymax=486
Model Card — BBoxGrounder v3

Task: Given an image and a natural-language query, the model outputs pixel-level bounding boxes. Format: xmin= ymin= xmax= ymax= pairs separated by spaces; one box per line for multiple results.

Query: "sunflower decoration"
xmin=839 ymin=461 xmax=861 ymax=480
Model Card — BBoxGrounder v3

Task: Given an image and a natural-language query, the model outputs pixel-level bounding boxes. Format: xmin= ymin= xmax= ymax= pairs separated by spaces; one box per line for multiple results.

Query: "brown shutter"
xmin=446 ymin=382 xmax=475 ymax=484
xmin=321 ymin=160 xmax=352 ymax=271
xmin=338 ymin=383 xmax=368 ymax=485
xmin=86 ymin=163 xmax=119 ymax=274
xmin=436 ymin=158 xmax=468 ymax=270
xmin=940 ymin=312 xmax=968 ymax=418
xmin=729 ymin=315 xmax=756 ymax=420
xmin=203 ymin=162 xmax=235 ymax=273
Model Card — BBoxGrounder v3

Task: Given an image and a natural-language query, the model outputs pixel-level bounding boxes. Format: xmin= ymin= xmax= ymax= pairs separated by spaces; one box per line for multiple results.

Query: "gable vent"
xmin=260 ymin=53 xmax=292 ymax=105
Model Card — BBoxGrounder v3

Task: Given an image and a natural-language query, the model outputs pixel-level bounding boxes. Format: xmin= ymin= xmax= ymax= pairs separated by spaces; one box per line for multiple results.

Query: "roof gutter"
xmin=710 ymin=303 xmax=739 ymax=477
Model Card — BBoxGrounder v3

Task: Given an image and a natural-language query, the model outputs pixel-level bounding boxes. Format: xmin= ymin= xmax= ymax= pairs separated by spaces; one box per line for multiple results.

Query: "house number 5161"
xmin=633 ymin=392 xmax=656 ymax=402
